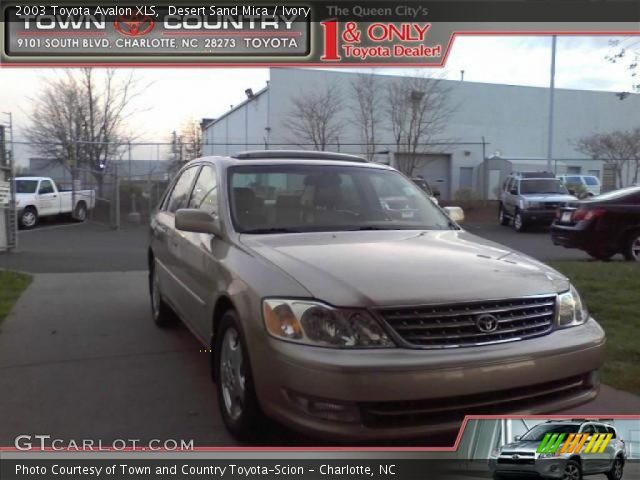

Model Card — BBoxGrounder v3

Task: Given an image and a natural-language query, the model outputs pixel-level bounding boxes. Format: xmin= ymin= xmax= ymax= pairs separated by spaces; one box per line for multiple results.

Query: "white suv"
xmin=558 ymin=175 xmax=602 ymax=197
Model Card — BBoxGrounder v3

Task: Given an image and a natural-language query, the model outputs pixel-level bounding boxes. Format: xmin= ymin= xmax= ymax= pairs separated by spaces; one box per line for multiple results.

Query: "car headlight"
xmin=557 ymin=285 xmax=588 ymax=328
xmin=263 ymin=299 xmax=395 ymax=348
xmin=522 ymin=200 xmax=541 ymax=209
xmin=490 ymin=448 xmax=501 ymax=458
xmin=538 ymin=452 xmax=556 ymax=459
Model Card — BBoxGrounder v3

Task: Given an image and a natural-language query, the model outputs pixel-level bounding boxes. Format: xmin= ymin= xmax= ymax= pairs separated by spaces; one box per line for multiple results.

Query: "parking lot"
xmin=1 ymin=220 xmax=639 ymax=448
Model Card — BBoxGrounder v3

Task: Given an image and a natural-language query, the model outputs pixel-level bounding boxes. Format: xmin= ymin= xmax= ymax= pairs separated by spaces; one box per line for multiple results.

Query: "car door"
xmin=504 ymin=178 xmax=518 ymax=215
xmin=176 ymin=164 xmax=223 ymax=342
xmin=152 ymin=165 xmax=200 ymax=323
xmin=579 ymin=423 xmax=599 ymax=474
xmin=37 ymin=180 xmax=58 ymax=216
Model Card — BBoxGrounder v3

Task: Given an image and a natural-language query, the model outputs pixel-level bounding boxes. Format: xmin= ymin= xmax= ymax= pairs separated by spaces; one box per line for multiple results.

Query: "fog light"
xmin=285 ymin=390 xmax=360 ymax=423
xmin=586 ymin=371 xmax=600 ymax=388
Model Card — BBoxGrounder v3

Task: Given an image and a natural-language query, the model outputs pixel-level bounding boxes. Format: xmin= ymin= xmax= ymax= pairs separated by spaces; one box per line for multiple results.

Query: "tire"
xmin=623 ymin=231 xmax=640 ymax=262
xmin=149 ymin=261 xmax=177 ymax=327
xmin=562 ymin=460 xmax=582 ymax=480
xmin=513 ymin=210 xmax=527 ymax=232
xmin=214 ymin=310 xmax=264 ymax=442
xmin=607 ymin=456 xmax=624 ymax=480
xmin=19 ymin=207 xmax=38 ymax=229
xmin=498 ymin=204 xmax=510 ymax=226
xmin=74 ymin=201 xmax=87 ymax=222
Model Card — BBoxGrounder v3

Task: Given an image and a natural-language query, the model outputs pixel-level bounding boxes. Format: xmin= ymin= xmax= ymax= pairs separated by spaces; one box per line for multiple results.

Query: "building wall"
xmin=203 ymin=68 xmax=640 ymax=199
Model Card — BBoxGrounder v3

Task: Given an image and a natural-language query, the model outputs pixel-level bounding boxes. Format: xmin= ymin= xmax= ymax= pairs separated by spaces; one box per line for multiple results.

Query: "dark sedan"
xmin=551 ymin=186 xmax=640 ymax=261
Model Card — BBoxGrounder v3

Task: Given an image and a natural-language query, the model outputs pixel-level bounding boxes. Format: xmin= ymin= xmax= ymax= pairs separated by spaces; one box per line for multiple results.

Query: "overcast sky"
xmin=1 ymin=36 xmax=636 ymax=163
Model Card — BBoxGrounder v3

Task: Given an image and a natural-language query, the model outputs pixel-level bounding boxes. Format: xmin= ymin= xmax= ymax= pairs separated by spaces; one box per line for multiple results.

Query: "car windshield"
xmin=584 ymin=176 xmax=599 ymax=186
xmin=16 ymin=180 xmax=38 ymax=194
xmin=520 ymin=424 xmax=581 ymax=441
xmin=520 ymin=179 xmax=568 ymax=194
xmin=228 ymin=164 xmax=453 ymax=233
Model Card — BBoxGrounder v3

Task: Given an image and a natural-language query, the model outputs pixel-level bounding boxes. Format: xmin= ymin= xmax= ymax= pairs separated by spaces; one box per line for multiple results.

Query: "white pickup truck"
xmin=16 ymin=177 xmax=96 ymax=228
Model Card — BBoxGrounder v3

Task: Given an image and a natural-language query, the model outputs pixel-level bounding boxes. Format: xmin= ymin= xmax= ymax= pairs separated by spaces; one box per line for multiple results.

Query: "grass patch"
xmin=549 ymin=261 xmax=640 ymax=396
xmin=0 ymin=270 xmax=32 ymax=324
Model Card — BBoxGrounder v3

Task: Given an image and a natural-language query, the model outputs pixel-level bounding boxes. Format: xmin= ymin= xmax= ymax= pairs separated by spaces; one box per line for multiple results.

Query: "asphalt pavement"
xmin=0 ymin=220 xmax=639 ymax=448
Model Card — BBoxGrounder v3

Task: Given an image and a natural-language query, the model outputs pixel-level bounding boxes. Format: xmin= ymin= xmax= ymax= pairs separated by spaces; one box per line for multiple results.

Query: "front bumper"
xmin=252 ymin=318 xmax=605 ymax=441
xmin=489 ymin=456 xmax=568 ymax=479
xmin=520 ymin=209 xmax=557 ymax=224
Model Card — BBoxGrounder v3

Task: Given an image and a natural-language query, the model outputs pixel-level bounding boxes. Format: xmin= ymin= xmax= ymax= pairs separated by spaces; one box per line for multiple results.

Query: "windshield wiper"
xmin=242 ymin=227 xmax=301 ymax=234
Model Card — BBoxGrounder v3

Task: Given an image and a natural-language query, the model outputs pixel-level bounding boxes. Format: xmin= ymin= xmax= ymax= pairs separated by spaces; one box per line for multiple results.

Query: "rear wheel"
xmin=607 ymin=456 xmax=624 ymax=480
xmin=20 ymin=207 xmax=38 ymax=229
xmin=623 ymin=231 xmax=640 ymax=262
xmin=498 ymin=205 xmax=510 ymax=226
xmin=149 ymin=262 xmax=176 ymax=327
xmin=74 ymin=201 xmax=87 ymax=222
xmin=214 ymin=310 xmax=263 ymax=442
xmin=513 ymin=210 xmax=527 ymax=232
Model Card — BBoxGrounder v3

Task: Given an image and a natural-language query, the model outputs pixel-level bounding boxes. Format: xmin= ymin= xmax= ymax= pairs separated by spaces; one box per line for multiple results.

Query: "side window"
xmin=166 ymin=167 xmax=199 ymax=213
xmin=581 ymin=424 xmax=596 ymax=434
xmin=39 ymin=180 xmax=54 ymax=194
xmin=188 ymin=165 xmax=219 ymax=215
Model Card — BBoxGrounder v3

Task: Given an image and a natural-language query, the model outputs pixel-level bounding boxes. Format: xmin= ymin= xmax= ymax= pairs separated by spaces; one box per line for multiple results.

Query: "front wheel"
xmin=562 ymin=460 xmax=582 ymax=480
xmin=19 ymin=207 xmax=38 ymax=229
xmin=214 ymin=310 xmax=263 ymax=441
xmin=623 ymin=231 xmax=640 ymax=262
xmin=498 ymin=205 xmax=510 ymax=226
xmin=607 ymin=457 xmax=624 ymax=480
xmin=513 ymin=211 xmax=527 ymax=232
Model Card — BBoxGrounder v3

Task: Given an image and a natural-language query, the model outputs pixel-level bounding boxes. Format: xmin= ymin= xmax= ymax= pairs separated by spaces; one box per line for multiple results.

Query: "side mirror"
xmin=509 ymin=188 xmax=518 ymax=195
xmin=175 ymin=208 xmax=222 ymax=236
xmin=444 ymin=206 xmax=465 ymax=223
xmin=568 ymin=188 xmax=576 ymax=196
xmin=514 ymin=435 xmax=522 ymax=441
xmin=433 ymin=191 xmax=441 ymax=198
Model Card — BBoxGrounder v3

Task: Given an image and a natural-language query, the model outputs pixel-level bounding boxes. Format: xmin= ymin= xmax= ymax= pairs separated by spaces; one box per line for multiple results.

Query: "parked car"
xmin=411 ymin=176 xmax=440 ymax=204
xmin=149 ymin=151 xmax=605 ymax=442
xmin=499 ymin=172 xmax=579 ymax=232
xmin=15 ymin=177 xmax=95 ymax=229
xmin=558 ymin=175 xmax=602 ymax=197
xmin=490 ymin=420 xmax=626 ymax=480
xmin=551 ymin=186 xmax=640 ymax=261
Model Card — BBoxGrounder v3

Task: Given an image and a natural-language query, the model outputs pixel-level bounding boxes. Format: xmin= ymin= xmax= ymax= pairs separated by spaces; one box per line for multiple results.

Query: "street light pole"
xmin=546 ymin=35 xmax=557 ymax=173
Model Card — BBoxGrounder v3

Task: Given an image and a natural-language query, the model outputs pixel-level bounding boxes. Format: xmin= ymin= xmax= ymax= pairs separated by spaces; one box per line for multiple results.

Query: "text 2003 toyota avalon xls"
xmin=148 ymin=151 xmax=605 ymax=442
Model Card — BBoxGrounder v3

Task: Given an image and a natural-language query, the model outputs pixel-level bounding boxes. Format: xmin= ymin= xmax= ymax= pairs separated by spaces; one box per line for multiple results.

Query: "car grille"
xmin=377 ymin=295 xmax=556 ymax=348
xmin=544 ymin=202 xmax=563 ymax=210
xmin=497 ymin=457 xmax=536 ymax=465
xmin=360 ymin=375 xmax=589 ymax=429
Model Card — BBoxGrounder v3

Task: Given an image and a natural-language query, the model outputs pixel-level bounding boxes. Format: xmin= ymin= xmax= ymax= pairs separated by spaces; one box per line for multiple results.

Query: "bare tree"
xmin=607 ymin=38 xmax=640 ymax=93
xmin=576 ymin=129 xmax=640 ymax=187
xmin=350 ymin=72 xmax=383 ymax=161
xmin=180 ymin=118 xmax=202 ymax=161
xmin=283 ymin=84 xmax=344 ymax=150
xmin=24 ymin=69 xmax=142 ymax=195
xmin=386 ymin=73 xmax=453 ymax=176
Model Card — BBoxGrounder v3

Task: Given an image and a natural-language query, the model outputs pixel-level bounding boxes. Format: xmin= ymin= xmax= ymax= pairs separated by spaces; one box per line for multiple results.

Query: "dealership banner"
xmin=1 ymin=1 xmax=640 ymax=65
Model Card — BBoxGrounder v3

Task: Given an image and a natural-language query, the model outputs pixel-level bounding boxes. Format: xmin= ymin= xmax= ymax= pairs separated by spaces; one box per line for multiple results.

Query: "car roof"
xmin=182 ymin=151 xmax=393 ymax=171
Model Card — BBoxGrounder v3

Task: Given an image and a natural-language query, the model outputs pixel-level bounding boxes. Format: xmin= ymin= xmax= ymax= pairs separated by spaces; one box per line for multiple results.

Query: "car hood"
xmin=521 ymin=194 xmax=578 ymax=203
xmin=240 ymin=230 xmax=569 ymax=307
xmin=501 ymin=440 xmax=541 ymax=453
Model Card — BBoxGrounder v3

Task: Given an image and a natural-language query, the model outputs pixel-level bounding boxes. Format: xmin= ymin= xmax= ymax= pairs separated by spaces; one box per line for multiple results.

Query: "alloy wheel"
xmin=514 ymin=213 xmax=523 ymax=231
xmin=151 ymin=271 xmax=161 ymax=321
xmin=220 ymin=327 xmax=246 ymax=421
xmin=563 ymin=463 xmax=580 ymax=480
xmin=631 ymin=235 xmax=640 ymax=262
xmin=22 ymin=211 xmax=36 ymax=228
xmin=613 ymin=459 xmax=623 ymax=480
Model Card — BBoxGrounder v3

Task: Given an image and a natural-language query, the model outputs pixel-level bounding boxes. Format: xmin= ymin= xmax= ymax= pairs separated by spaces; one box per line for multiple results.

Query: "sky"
xmin=1 ymin=35 xmax=637 ymax=165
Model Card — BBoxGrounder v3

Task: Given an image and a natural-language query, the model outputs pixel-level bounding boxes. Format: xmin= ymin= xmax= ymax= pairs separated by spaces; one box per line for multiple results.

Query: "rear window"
xmin=595 ymin=186 xmax=640 ymax=201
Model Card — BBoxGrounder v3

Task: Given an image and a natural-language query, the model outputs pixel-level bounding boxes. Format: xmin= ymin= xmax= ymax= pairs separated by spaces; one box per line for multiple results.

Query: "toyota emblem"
xmin=114 ymin=15 xmax=155 ymax=37
xmin=475 ymin=313 xmax=499 ymax=333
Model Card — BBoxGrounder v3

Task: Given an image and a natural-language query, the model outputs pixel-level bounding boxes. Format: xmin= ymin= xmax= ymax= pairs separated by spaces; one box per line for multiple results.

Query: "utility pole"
xmin=546 ymin=35 xmax=557 ymax=173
